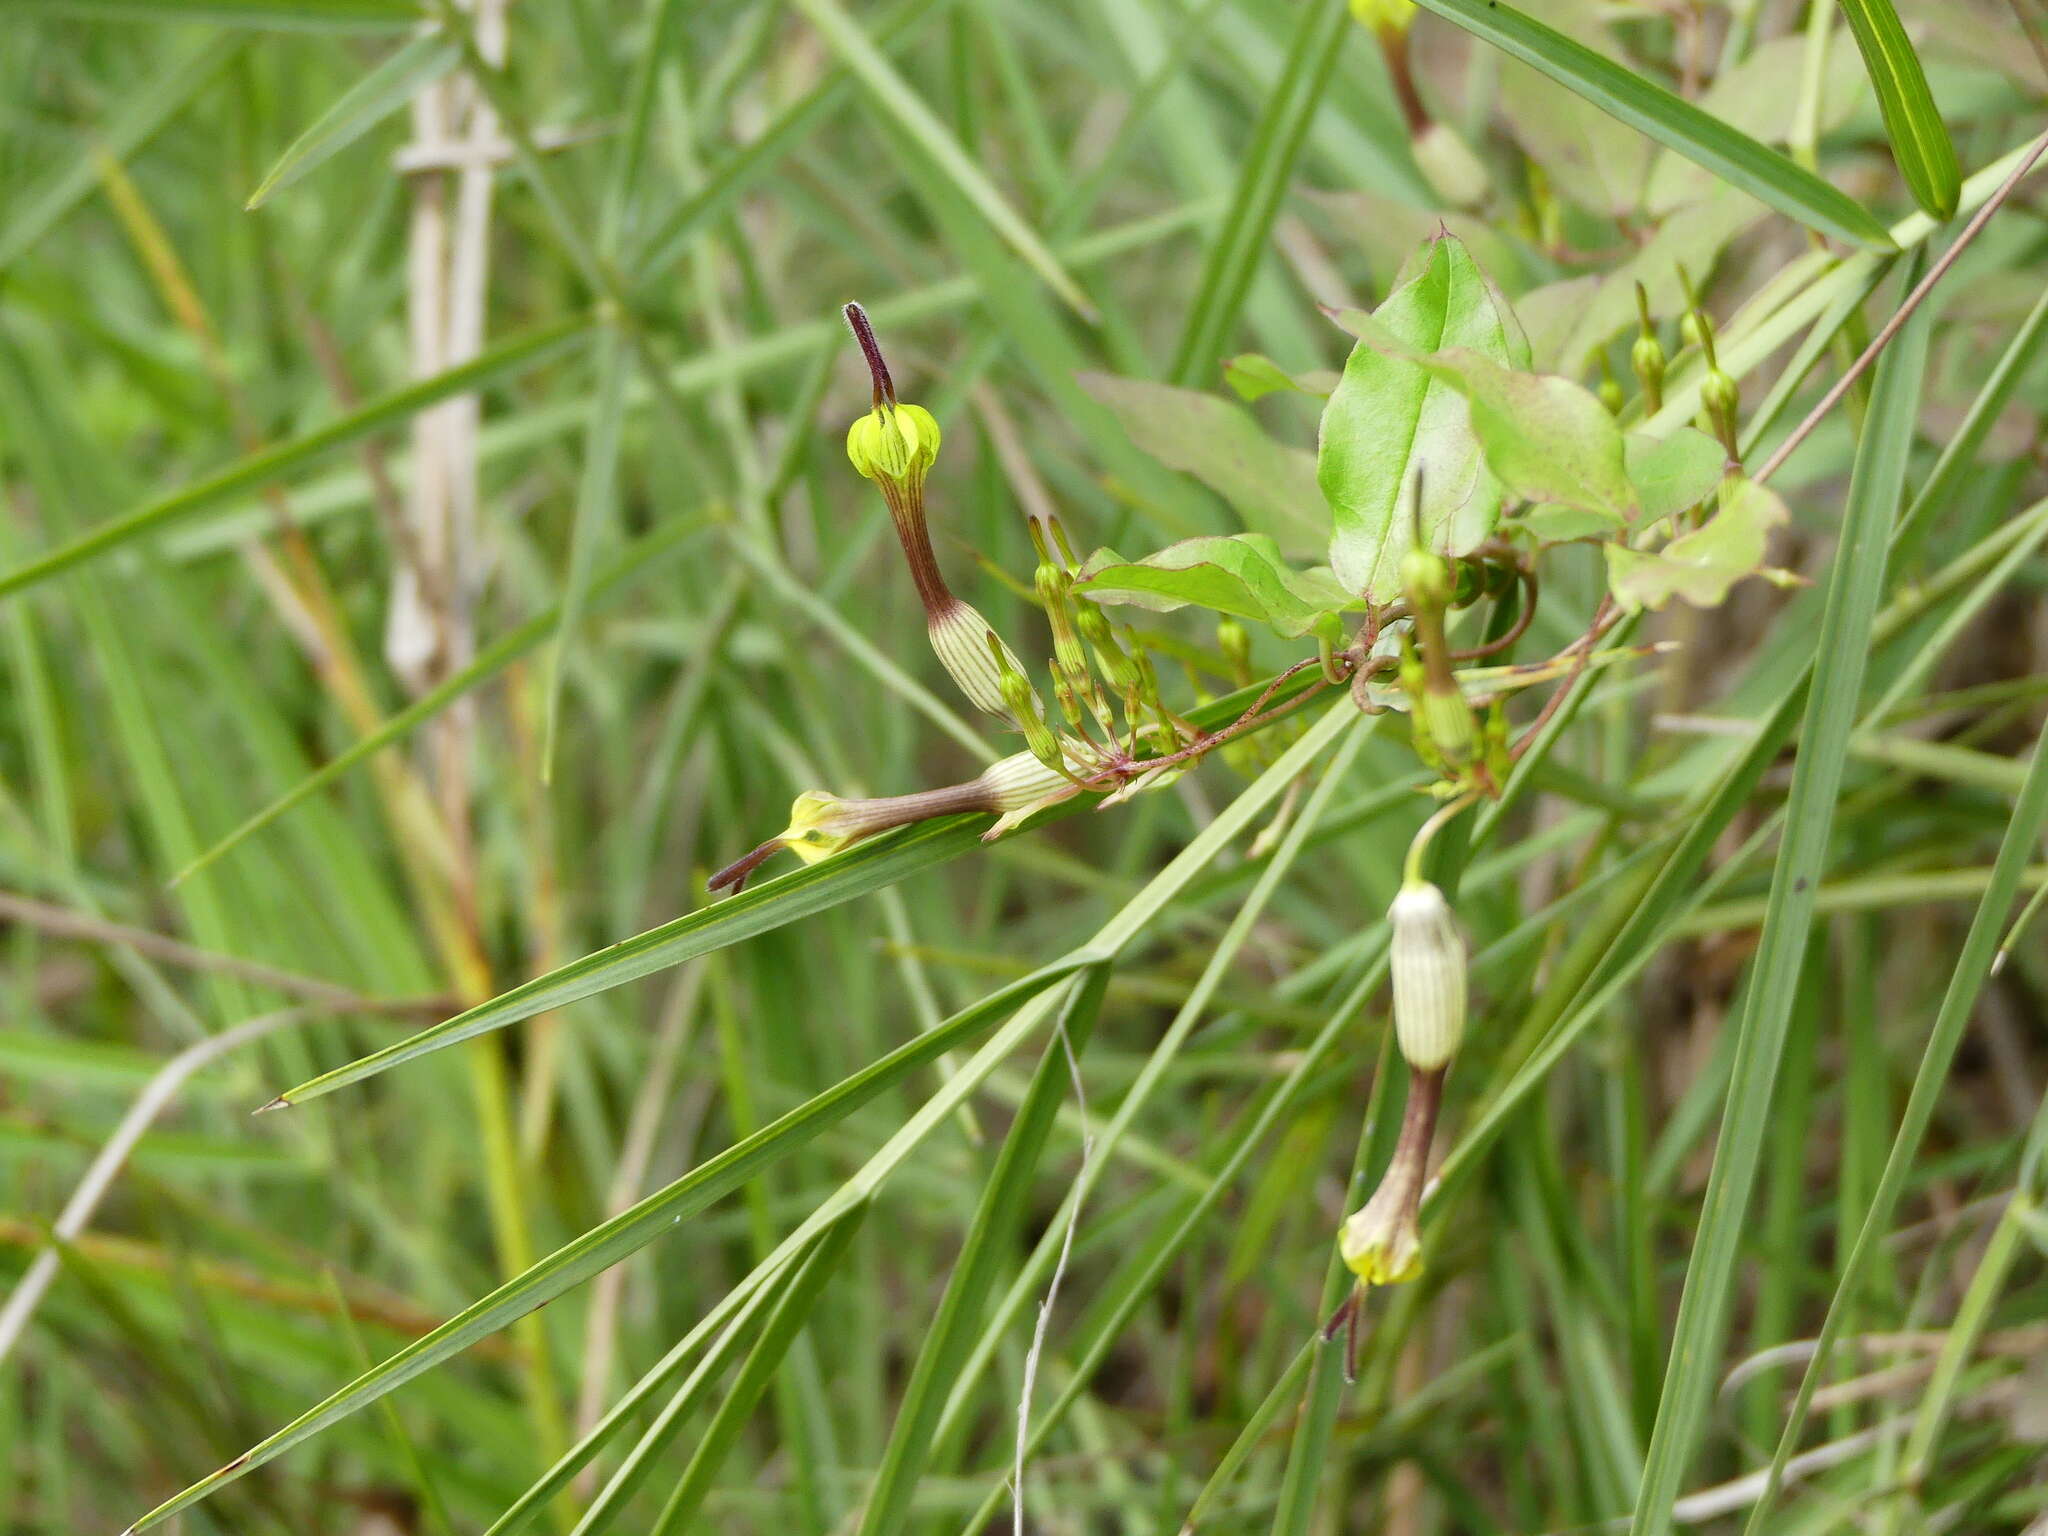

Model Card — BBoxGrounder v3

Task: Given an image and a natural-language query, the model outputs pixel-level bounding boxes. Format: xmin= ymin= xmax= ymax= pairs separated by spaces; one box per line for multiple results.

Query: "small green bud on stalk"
xmin=1387 ymin=880 xmax=1466 ymax=1070
xmin=1632 ymin=332 xmax=1666 ymax=413
xmin=1631 ymin=281 xmax=1666 ymax=411
xmin=1075 ymin=601 xmax=1142 ymax=694
xmin=1701 ymin=364 xmax=1741 ymax=458
xmin=1338 ymin=1066 xmax=1444 ymax=1286
xmin=1596 ymin=352 xmax=1624 ymax=416
xmin=991 ymin=633 xmax=1068 ymax=772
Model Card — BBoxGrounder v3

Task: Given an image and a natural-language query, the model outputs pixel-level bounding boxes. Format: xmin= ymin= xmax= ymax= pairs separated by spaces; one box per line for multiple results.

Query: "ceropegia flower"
xmin=1388 ymin=879 xmax=1467 ymax=1071
xmin=842 ymin=302 xmax=1043 ymax=725
xmin=708 ymin=749 xmax=1089 ymax=893
xmin=1338 ymin=1066 xmax=1443 ymax=1286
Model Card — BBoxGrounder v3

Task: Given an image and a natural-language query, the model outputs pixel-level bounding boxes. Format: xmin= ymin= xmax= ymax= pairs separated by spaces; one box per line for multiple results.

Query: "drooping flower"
xmin=1337 ymin=1066 xmax=1443 ymax=1286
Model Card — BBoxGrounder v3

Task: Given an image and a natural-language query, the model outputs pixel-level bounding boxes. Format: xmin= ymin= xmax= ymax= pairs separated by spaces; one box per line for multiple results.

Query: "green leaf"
xmin=1075 ymin=533 xmax=1354 ymax=641
xmin=1411 ymin=0 xmax=1896 ymax=249
xmin=1318 ymin=233 xmax=1522 ymax=601
xmin=1606 ymin=478 xmax=1787 ymax=611
xmin=1077 ymin=373 xmax=1324 ymax=547
xmin=1835 ymin=0 xmax=1961 ymax=219
xmin=245 ymin=30 xmax=458 ymax=209
xmin=1624 ymin=428 xmax=1728 ymax=524
xmin=1518 ymin=418 xmax=1717 ymax=545
xmin=1416 ymin=348 xmax=1636 ymax=523
xmin=1497 ymin=57 xmax=1651 ymax=218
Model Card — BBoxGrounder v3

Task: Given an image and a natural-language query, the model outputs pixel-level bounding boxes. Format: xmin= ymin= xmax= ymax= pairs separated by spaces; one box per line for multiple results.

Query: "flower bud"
xmin=1596 ymin=353 xmax=1624 ymax=416
xmin=845 ymin=402 xmax=941 ymax=486
xmin=1631 ymin=332 xmax=1666 ymax=412
xmin=1337 ymin=1067 xmax=1443 ymax=1286
xmin=1349 ymin=0 xmax=1415 ymax=32
xmin=929 ymin=600 xmax=1032 ymax=720
xmin=1400 ymin=545 xmax=1452 ymax=611
xmin=1075 ymin=601 xmax=1142 ymax=693
xmin=1387 ymin=880 xmax=1466 ymax=1069
xmin=1411 ymin=122 xmax=1490 ymax=211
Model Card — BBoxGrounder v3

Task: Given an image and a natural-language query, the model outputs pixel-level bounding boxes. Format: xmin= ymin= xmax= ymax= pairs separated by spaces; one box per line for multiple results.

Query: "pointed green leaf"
xmin=1415 ymin=348 xmax=1636 ymax=522
xmin=246 ymin=30 xmax=458 ymax=208
xmin=1075 ymin=533 xmax=1354 ymax=641
xmin=1625 ymin=428 xmax=1728 ymax=524
xmin=1835 ymin=0 xmax=1961 ymax=219
xmin=1411 ymin=0 xmax=1896 ymax=248
xmin=1223 ymin=353 xmax=1333 ymax=402
xmin=1318 ymin=234 xmax=1520 ymax=600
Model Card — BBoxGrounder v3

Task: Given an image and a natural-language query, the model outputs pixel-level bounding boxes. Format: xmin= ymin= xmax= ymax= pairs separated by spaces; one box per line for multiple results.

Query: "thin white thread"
xmin=1014 ymin=1004 xmax=1094 ymax=1535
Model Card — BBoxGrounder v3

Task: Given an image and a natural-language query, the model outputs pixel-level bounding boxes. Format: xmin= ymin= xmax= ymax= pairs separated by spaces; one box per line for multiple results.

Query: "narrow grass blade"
xmin=7 ymin=0 xmax=424 ymax=26
xmin=1169 ymin=0 xmax=1349 ymax=384
xmin=1627 ymin=279 xmax=1933 ymax=1536
xmin=245 ymin=29 xmax=458 ymax=208
xmin=0 ymin=316 xmax=590 ymax=601
xmin=118 ymin=963 xmax=1085 ymax=1535
xmin=541 ymin=325 xmax=629 ymax=776
xmin=1835 ymin=0 xmax=1960 ymax=218
xmin=265 ymin=670 xmax=1326 ymax=1106
xmin=855 ymin=968 xmax=1111 ymax=1536
xmin=1413 ymin=0 xmax=1895 ymax=248
xmin=786 ymin=0 xmax=1094 ymax=317
xmin=644 ymin=1206 xmax=865 ymax=1536
xmin=1738 ymin=725 xmax=2048 ymax=1533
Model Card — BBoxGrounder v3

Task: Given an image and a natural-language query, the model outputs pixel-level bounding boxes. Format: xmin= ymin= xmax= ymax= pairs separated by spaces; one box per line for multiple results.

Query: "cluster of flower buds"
xmin=713 ymin=305 xmax=1242 ymax=891
xmin=1395 ymin=537 xmax=1509 ymax=796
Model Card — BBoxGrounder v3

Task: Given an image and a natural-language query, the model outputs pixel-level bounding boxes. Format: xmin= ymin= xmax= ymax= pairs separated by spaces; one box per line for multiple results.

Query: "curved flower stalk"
xmin=709 ymin=749 xmax=1090 ymax=893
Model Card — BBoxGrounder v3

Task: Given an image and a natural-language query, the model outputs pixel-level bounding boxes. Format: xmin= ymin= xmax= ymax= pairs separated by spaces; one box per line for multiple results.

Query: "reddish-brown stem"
xmin=1752 ymin=128 xmax=2048 ymax=489
xmin=1510 ymin=596 xmax=1617 ymax=758
xmin=882 ymin=482 xmax=955 ymax=617
xmin=1449 ymin=567 xmax=1539 ymax=661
